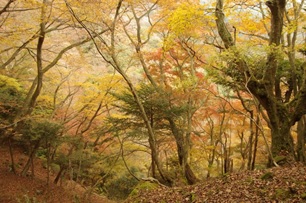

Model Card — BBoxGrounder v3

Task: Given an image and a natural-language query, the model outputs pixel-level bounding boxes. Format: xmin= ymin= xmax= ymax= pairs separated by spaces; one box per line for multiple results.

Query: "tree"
xmin=128 ymin=1 xmax=209 ymax=184
xmin=19 ymin=118 xmax=62 ymax=177
xmin=0 ymin=0 xmax=117 ymax=183
xmin=214 ymin=0 xmax=306 ymax=165
xmin=64 ymin=0 xmax=174 ymax=184
xmin=0 ymin=74 xmax=24 ymax=174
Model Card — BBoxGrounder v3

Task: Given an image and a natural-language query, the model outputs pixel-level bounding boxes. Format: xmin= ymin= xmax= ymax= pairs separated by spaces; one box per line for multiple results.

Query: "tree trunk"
xmin=24 ymin=0 xmax=46 ymax=115
xmin=269 ymin=119 xmax=295 ymax=165
xmin=215 ymin=0 xmax=301 ymax=164
xmin=54 ymin=166 xmax=66 ymax=184
xmin=21 ymin=139 xmax=40 ymax=177
xmin=207 ymin=142 xmax=216 ymax=178
xmin=297 ymin=116 xmax=306 ymax=163
xmin=46 ymin=142 xmax=51 ymax=185
xmin=251 ymin=115 xmax=260 ymax=170
xmin=168 ymin=118 xmax=198 ymax=184
xmin=247 ymin=111 xmax=254 ymax=170
xmin=8 ymin=135 xmax=16 ymax=174
xmin=150 ymin=153 xmax=156 ymax=178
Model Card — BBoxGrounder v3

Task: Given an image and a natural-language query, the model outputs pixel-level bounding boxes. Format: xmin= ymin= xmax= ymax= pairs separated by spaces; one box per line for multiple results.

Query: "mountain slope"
xmin=0 ymin=144 xmax=114 ymax=203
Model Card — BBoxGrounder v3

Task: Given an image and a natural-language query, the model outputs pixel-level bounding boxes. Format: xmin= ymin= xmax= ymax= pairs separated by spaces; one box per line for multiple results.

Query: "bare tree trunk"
xmin=54 ymin=166 xmax=66 ymax=184
xmin=247 ymin=111 xmax=254 ymax=170
xmin=8 ymin=135 xmax=16 ymax=174
xmin=24 ymin=0 xmax=46 ymax=115
xmin=46 ymin=142 xmax=51 ymax=185
xmin=21 ymin=139 xmax=40 ymax=177
xmin=251 ymin=115 xmax=260 ymax=170
xmin=297 ymin=116 xmax=306 ymax=163
xmin=151 ymin=154 xmax=156 ymax=178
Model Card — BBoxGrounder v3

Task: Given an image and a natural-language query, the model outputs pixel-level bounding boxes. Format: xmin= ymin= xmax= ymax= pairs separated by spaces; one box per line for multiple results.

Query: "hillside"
xmin=125 ymin=164 xmax=306 ymax=203
xmin=1 ymin=143 xmax=306 ymax=203
xmin=0 ymin=144 xmax=114 ymax=203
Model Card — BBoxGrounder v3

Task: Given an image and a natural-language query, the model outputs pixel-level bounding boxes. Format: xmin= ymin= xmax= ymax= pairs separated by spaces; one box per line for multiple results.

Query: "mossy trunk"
xmin=269 ymin=123 xmax=295 ymax=165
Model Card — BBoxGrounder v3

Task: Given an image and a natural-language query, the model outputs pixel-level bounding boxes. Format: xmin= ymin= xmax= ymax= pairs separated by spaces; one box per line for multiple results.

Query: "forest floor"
xmin=125 ymin=163 xmax=306 ymax=203
xmin=0 ymin=143 xmax=115 ymax=203
xmin=1 ymin=142 xmax=306 ymax=203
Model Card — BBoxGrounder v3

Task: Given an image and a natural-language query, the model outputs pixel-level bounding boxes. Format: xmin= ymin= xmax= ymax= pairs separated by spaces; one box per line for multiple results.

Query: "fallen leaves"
xmin=125 ymin=164 xmax=306 ymax=203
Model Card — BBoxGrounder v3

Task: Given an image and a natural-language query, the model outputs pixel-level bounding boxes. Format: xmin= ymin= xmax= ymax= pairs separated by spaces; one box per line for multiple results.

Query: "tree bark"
xmin=297 ymin=116 xmax=306 ymax=163
xmin=54 ymin=166 xmax=66 ymax=184
xmin=8 ymin=135 xmax=16 ymax=174
xmin=251 ymin=115 xmax=260 ymax=170
xmin=247 ymin=111 xmax=254 ymax=170
xmin=168 ymin=118 xmax=198 ymax=184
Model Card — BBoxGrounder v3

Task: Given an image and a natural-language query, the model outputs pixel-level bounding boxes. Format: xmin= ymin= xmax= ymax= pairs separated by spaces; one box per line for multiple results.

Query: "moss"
xmin=256 ymin=188 xmax=267 ymax=197
xmin=301 ymin=193 xmax=306 ymax=200
xmin=16 ymin=194 xmax=41 ymax=203
xmin=274 ymin=188 xmax=291 ymax=200
xmin=261 ymin=172 xmax=273 ymax=180
xmin=245 ymin=177 xmax=254 ymax=185
xmin=129 ymin=181 xmax=159 ymax=197
xmin=274 ymin=156 xmax=286 ymax=164
xmin=190 ymin=193 xmax=196 ymax=202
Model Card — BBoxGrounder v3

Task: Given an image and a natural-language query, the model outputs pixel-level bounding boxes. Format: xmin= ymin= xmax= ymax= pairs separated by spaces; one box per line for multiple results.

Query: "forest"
xmin=1 ymin=0 xmax=306 ymax=202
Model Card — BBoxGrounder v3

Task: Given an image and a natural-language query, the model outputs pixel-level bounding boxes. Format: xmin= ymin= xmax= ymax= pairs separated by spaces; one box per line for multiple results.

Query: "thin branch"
xmin=0 ymin=0 xmax=14 ymax=16
xmin=118 ymin=136 xmax=140 ymax=181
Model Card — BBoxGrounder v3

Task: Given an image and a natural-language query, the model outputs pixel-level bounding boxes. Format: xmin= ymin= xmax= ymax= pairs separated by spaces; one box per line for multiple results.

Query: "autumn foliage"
xmin=0 ymin=0 xmax=306 ymax=201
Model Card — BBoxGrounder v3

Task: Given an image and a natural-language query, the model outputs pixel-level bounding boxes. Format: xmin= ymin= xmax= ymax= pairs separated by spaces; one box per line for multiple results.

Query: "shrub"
xmin=105 ymin=172 xmax=139 ymax=200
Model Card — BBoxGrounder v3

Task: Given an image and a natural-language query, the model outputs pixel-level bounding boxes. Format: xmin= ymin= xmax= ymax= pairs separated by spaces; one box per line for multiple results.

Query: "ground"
xmin=2 ymin=142 xmax=306 ymax=203
xmin=125 ymin=164 xmax=306 ymax=203
xmin=0 ymin=143 xmax=115 ymax=203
